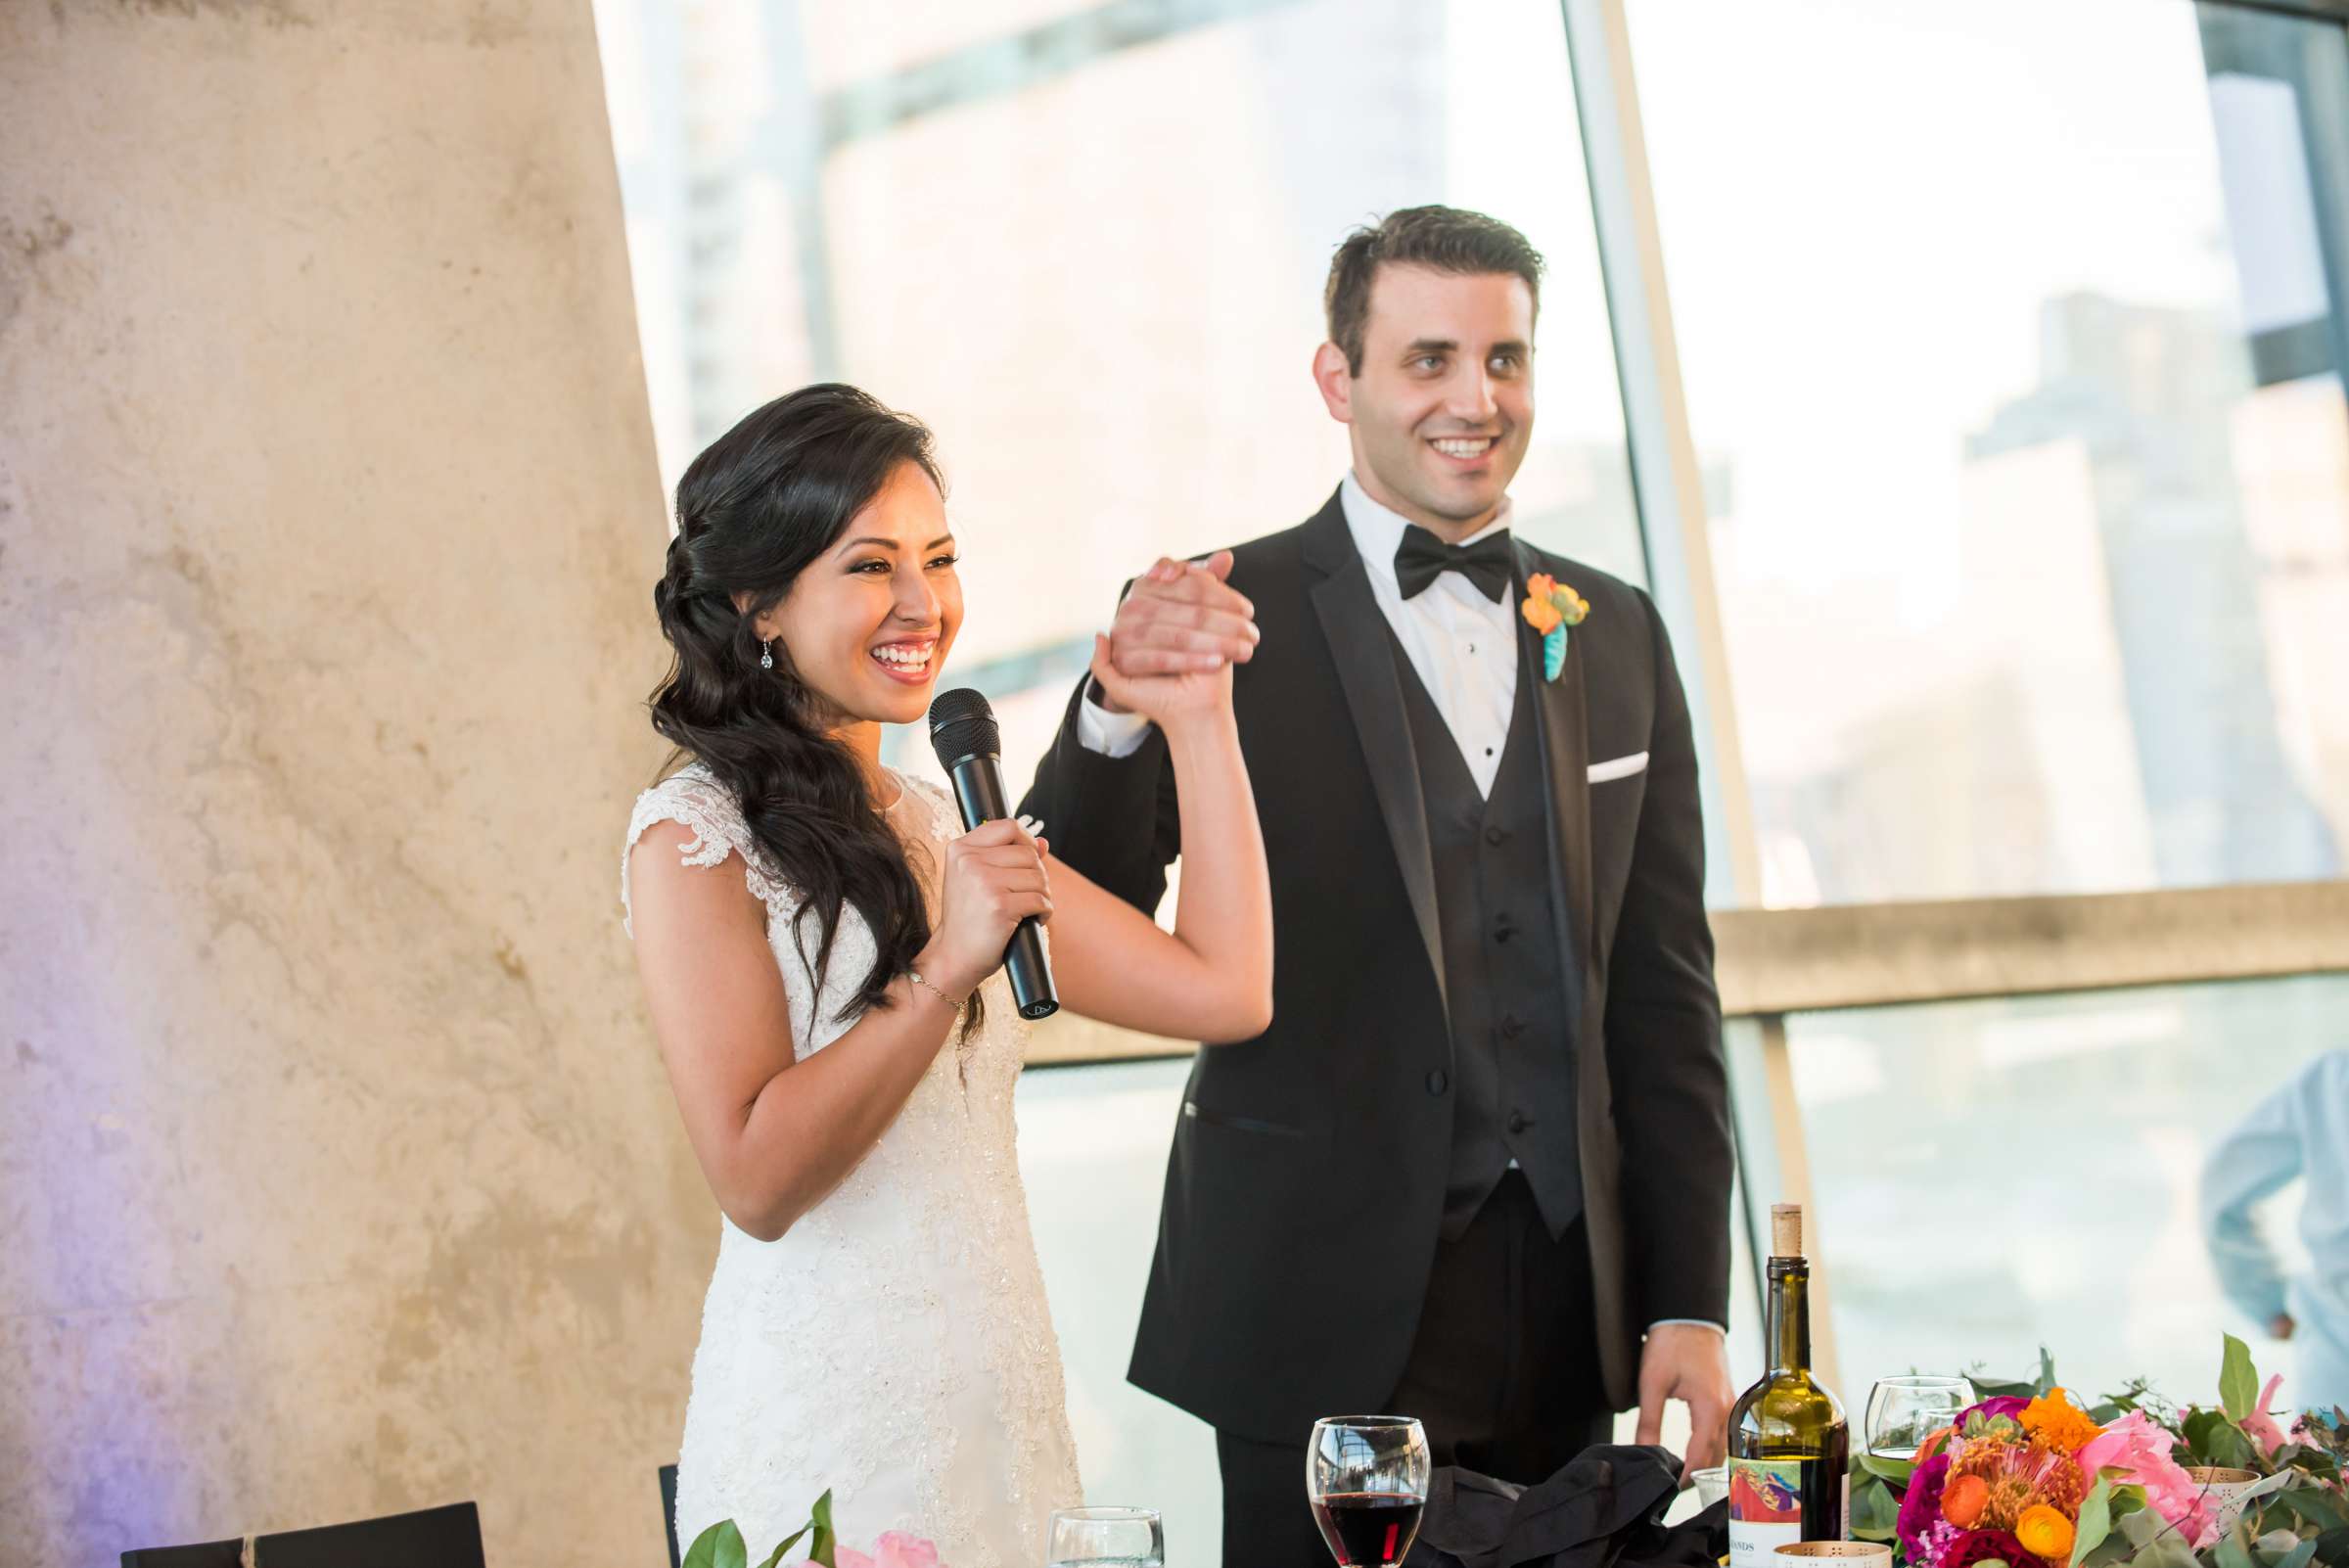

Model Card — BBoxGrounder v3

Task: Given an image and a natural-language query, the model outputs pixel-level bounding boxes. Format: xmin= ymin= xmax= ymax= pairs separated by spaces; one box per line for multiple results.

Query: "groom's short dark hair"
xmin=1324 ymin=207 xmax=1545 ymax=376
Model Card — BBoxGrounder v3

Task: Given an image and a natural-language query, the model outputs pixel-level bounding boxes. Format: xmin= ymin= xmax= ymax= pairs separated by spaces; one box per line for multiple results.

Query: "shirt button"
xmin=1507 ymin=1110 xmax=1532 ymax=1134
xmin=1426 ymin=1070 xmax=1450 ymax=1096
xmin=1501 ymin=1014 xmax=1525 ymax=1039
xmin=1485 ymin=825 xmax=1506 ymax=846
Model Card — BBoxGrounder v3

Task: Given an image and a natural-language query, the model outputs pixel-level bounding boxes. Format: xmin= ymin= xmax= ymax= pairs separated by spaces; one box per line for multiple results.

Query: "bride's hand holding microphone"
xmin=916 ymin=816 xmax=1054 ymax=1003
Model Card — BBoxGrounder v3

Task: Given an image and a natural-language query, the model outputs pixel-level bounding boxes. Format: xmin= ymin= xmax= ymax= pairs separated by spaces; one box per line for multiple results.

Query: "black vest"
xmin=1389 ymin=625 xmax=1584 ymax=1242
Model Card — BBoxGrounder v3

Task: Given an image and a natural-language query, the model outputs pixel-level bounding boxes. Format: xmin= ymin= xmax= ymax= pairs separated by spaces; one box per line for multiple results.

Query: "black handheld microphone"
xmin=926 ymin=688 xmax=1060 ymax=1021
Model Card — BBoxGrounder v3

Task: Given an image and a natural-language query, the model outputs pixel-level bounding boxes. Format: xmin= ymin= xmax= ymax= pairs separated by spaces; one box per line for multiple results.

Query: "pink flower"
xmin=874 ymin=1534 xmax=942 ymax=1568
xmin=2075 ymin=1410 xmax=2218 ymax=1549
xmin=2241 ymin=1374 xmax=2290 ymax=1457
xmin=817 ymin=1536 xmax=944 ymax=1568
xmin=1896 ymin=1452 xmax=1954 ymax=1562
xmin=1915 ymin=1519 xmax=1963 ymax=1568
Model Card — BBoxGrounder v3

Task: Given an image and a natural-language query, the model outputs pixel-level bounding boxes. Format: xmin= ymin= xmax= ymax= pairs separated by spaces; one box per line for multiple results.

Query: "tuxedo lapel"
xmin=1303 ymin=498 xmax=1450 ymax=1020
xmin=1518 ymin=542 xmax=1598 ymax=1006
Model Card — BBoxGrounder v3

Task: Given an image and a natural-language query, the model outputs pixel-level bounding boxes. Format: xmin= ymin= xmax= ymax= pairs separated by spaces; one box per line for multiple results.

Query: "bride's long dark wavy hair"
xmin=649 ymin=383 xmax=957 ymax=1027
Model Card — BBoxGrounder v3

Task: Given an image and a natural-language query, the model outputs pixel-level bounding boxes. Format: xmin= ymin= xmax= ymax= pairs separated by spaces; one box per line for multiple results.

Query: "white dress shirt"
xmin=1074 ymin=477 xmax=1724 ymax=1341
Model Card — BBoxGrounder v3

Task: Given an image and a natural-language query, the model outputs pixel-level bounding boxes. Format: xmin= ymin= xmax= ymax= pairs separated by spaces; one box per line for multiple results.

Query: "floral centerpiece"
xmin=1852 ymin=1338 xmax=2346 ymax=1568
xmin=682 ymin=1491 xmax=950 ymax=1568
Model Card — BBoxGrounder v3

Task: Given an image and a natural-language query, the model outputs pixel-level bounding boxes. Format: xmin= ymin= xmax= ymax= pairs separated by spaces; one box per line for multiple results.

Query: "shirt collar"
xmin=1341 ymin=471 xmax=1515 ymax=593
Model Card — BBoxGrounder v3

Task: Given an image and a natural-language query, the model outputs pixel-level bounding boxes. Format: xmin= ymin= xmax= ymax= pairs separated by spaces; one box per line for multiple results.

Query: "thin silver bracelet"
xmin=905 ymin=967 xmax=964 ymax=1012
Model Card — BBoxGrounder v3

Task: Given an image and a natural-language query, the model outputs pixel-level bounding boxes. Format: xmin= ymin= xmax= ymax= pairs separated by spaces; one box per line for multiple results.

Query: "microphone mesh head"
xmin=927 ymin=687 xmax=1000 ymax=768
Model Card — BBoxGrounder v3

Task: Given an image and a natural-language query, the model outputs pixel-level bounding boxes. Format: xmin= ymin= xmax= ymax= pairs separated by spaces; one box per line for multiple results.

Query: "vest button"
xmin=1507 ymin=1110 xmax=1532 ymax=1134
xmin=1485 ymin=825 xmax=1507 ymax=846
xmin=1426 ymin=1070 xmax=1450 ymax=1096
xmin=1500 ymin=1013 xmax=1524 ymax=1039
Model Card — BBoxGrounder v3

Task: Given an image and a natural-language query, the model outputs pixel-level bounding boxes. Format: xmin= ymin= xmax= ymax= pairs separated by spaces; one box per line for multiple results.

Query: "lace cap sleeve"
xmin=621 ymin=766 xmax=790 ymax=937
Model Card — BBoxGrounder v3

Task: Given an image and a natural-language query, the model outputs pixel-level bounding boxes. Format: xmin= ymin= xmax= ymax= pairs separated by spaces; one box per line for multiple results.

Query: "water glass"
xmin=1863 ymin=1375 xmax=1976 ymax=1458
xmin=1044 ymin=1505 xmax=1163 ymax=1568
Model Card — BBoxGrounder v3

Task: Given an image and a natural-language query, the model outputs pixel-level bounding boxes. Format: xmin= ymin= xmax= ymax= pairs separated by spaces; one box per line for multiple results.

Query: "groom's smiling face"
xmin=1314 ymin=262 xmax=1536 ymax=542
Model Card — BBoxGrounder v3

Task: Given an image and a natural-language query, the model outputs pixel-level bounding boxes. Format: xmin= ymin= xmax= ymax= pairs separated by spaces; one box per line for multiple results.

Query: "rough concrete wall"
xmin=0 ymin=4 xmax=706 ymax=1561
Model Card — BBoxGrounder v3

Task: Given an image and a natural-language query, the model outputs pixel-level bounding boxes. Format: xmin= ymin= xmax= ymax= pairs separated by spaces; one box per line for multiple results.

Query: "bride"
xmin=622 ymin=384 xmax=1272 ymax=1566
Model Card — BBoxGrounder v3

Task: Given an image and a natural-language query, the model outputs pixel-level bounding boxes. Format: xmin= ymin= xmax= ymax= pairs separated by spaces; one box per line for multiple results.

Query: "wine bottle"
xmin=1726 ymin=1203 xmax=1849 ymax=1567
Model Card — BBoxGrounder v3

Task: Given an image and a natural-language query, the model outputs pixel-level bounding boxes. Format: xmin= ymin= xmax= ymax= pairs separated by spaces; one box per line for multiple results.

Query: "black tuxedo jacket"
xmin=1018 ymin=490 xmax=1733 ymax=1444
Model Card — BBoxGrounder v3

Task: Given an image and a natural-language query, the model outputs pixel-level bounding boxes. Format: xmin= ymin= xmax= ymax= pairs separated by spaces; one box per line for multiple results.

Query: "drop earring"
xmin=760 ymin=639 xmax=774 ymax=671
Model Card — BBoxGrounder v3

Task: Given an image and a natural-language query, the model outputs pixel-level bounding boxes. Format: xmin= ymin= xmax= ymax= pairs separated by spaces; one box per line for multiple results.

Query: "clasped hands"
xmin=1090 ymin=551 xmax=1259 ymax=722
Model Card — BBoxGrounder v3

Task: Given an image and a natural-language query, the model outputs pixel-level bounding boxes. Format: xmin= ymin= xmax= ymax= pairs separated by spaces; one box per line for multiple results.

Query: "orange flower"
xmin=1942 ymin=1473 xmax=1990 ymax=1529
xmin=2021 ymin=1388 xmax=2104 ymax=1454
xmin=1526 ymin=572 xmax=1558 ymax=602
xmin=1915 ymin=1425 xmax=1957 ymax=1464
xmin=1522 ymin=592 xmax=1563 ymax=633
xmin=2015 ymin=1504 xmax=2075 ymax=1560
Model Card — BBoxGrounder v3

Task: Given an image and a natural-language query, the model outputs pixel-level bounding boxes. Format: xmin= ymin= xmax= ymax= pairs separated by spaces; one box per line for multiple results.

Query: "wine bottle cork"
xmin=1771 ymin=1203 xmax=1804 ymax=1259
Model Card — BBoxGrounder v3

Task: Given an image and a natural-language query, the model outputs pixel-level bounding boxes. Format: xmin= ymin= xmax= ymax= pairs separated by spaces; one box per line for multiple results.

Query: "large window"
xmin=596 ymin=0 xmax=1647 ymax=799
xmin=1780 ymin=974 xmax=2349 ymax=1409
xmin=1631 ymin=0 xmax=2349 ymax=906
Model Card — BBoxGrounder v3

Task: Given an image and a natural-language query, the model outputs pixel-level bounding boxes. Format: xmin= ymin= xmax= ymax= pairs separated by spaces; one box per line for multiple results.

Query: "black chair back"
xmin=121 ymin=1541 xmax=245 ymax=1568
xmin=252 ymin=1499 xmax=484 ymax=1568
xmin=660 ymin=1463 xmax=682 ymax=1568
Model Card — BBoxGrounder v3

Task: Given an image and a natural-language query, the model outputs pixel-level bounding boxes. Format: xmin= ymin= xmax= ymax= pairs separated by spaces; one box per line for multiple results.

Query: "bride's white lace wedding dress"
xmin=622 ymin=762 xmax=1083 ymax=1566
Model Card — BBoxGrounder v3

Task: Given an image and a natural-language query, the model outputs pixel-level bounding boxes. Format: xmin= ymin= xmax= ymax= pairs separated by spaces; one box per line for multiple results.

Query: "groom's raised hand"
xmin=1098 ymin=551 xmax=1258 ymax=713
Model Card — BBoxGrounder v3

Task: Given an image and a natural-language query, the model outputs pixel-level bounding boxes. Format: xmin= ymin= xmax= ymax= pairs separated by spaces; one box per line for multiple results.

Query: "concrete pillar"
xmin=0 ymin=5 xmax=702 ymax=1562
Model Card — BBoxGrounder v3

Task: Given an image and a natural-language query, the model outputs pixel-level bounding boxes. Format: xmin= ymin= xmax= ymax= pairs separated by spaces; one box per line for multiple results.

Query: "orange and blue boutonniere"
xmin=1522 ymin=574 xmax=1589 ymax=682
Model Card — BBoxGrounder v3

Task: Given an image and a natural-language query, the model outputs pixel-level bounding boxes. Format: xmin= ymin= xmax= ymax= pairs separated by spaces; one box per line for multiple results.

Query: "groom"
xmin=1020 ymin=207 xmax=1734 ymax=1564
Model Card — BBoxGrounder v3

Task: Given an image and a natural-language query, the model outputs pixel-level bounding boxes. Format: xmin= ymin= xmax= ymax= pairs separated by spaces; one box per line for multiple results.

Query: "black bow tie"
xmin=1394 ymin=527 xmax=1514 ymax=602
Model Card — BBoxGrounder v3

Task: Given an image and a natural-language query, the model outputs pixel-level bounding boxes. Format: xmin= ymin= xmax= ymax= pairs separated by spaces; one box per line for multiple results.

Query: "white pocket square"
xmin=1587 ymin=752 xmax=1649 ymax=784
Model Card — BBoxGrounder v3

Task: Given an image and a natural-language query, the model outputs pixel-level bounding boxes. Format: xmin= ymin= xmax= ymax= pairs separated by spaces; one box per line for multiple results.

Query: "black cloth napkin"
xmin=1401 ymin=1445 xmax=1726 ymax=1568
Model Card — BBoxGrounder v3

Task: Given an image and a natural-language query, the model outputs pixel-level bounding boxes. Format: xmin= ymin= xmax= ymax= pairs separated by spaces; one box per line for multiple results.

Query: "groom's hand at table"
xmin=1635 ymin=1321 xmax=1733 ymax=1481
xmin=1099 ymin=551 xmax=1259 ymax=715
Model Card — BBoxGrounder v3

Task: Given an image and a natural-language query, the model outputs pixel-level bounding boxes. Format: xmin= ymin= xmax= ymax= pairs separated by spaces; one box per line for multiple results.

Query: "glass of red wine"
xmin=1307 ymin=1415 xmax=1431 ymax=1568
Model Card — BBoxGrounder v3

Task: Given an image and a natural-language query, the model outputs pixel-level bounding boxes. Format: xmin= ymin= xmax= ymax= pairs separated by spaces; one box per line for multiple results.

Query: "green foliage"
xmin=1851 ymin=1471 xmax=1901 ymax=1544
xmin=2220 ymin=1335 xmax=2259 ymax=1423
xmin=2261 ymin=1485 xmax=2348 ymax=1536
xmin=809 ymin=1489 xmax=837 ymax=1568
xmin=692 ymin=1489 xmax=838 ymax=1568
xmin=754 ymin=1523 xmax=809 ymax=1568
xmin=2116 ymin=1506 xmax=2202 ymax=1568
xmin=2182 ymin=1406 xmax=2261 ymax=1472
xmin=1970 ymin=1368 xmax=2039 ymax=1403
xmin=1859 ymin=1452 xmax=1917 ymax=1486
xmin=2090 ymin=1377 xmax=2173 ymax=1427
xmin=1963 ymin=1346 xmax=2059 ymax=1405
xmin=2068 ymin=1476 xmax=2113 ymax=1568
xmin=683 ymin=1521 xmax=749 ymax=1568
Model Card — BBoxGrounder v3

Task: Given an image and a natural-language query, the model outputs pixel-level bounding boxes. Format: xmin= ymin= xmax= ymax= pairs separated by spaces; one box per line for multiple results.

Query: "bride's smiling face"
xmin=760 ymin=459 xmax=962 ymax=728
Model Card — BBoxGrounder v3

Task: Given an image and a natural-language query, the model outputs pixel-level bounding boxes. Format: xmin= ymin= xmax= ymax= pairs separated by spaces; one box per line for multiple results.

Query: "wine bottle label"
xmin=1727 ymin=1457 xmax=1805 ymax=1566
